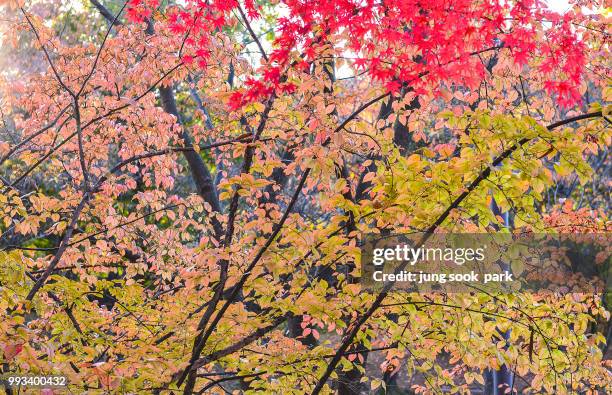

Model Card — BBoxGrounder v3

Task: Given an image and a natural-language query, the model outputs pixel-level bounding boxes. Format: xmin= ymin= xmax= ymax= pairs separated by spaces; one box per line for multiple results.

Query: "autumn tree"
xmin=0 ymin=0 xmax=610 ymax=394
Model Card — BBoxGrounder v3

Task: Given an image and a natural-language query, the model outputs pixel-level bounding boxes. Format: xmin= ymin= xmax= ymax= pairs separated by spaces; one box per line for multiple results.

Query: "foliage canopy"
xmin=0 ymin=0 xmax=610 ymax=393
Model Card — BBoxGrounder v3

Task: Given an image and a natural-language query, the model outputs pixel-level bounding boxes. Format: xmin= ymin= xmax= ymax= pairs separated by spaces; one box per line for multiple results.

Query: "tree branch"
xmin=26 ymin=194 xmax=90 ymax=300
xmin=90 ymin=0 xmax=122 ymax=26
xmin=237 ymin=4 xmax=269 ymax=62
xmin=19 ymin=6 xmax=74 ymax=96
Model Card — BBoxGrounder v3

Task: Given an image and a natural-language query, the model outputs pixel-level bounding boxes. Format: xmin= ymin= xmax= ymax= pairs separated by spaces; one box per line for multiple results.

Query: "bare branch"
xmin=77 ymin=1 xmax=128 ymax=97
xmin=19 ymin=6 xmax=74 ymax=97
xmin=90 ymin=0 xmax=122 ymax=26
xmin=0 ymin=105 xmax=70 ymax=166
xmin=237 ymin=4 xmax=269 ymax=62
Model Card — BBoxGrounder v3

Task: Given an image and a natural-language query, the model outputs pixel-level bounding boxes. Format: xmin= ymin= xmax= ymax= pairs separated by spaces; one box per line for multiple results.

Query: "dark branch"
xmin=90 ymin=0 xmax=123 ymax=26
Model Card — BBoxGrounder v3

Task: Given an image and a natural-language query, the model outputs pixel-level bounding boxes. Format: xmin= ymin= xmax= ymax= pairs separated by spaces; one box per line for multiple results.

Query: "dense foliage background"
xmin=0 ymin=0 xmax=610 ymax=393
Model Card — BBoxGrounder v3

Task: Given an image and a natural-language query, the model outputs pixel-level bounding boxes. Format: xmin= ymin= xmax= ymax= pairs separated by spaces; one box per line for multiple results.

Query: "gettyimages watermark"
xmin=360 ymin=233 xmax=611 ymax=294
